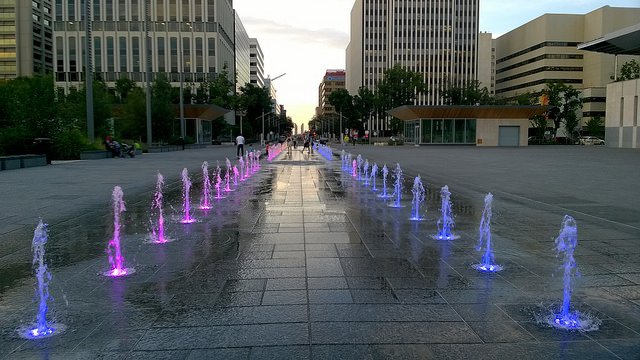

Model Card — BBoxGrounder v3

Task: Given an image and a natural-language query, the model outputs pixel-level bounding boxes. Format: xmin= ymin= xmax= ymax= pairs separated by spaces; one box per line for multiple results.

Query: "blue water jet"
xmin=377 ymin=164 xmax=392 ymax=198
xmin=388 ymin=163 xmax=404 ymax=208
xmin=433 ymin=185 xmax=459 ymax=240
xmin=409 ymin=175 xmax=426 ymax=220
xmin=363 ymin=160 xmax=370 ymax=186
xmin=473 ymin=193 xmax=502 ymax=272
xmin=370 ymin=163 xmax=379 ymax=191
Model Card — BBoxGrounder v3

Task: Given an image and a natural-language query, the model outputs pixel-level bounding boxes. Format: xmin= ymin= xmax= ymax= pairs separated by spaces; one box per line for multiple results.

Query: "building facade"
xmin=234 ymin=10 xmax=249 ymax=91
xmin=1 ymin=0 xmax=53 ymax=79
xmin=249 ymin=37 xmax=264 ymax=87
xmin=477 ymin=31 xmax=494 ymax=96
xmin=53 ymin=0 xmax=235 ymax=90
xmin=346 ymin=0 xmax=479 ymax=133
xmin=494 ymin=6 xmax=640 ymax=126
xmin=317 ymin=69 xmax=345 ymax=117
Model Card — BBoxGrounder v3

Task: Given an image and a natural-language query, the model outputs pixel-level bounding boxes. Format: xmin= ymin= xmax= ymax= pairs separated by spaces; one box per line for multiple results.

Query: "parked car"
xmin=578 ymin=136 xmax=605 ymax=145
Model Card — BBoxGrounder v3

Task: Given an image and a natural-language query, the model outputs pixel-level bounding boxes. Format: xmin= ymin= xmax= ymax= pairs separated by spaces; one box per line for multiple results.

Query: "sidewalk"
xmin=0 ymin=146 xmax=638 ymax=359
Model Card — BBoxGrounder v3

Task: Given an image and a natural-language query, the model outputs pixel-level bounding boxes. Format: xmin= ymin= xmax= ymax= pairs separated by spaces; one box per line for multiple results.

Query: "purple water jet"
xmin=105 ymin=186 xmax=135 ymax=276
xmin=233 ymin=165 xmax=239 ymax=186
xmin=214 ymin=164 xmax=226 ymax=199
xmin=200 ymin=161 xmax=213 ymax=210
xmin=149 ymin=173 xmax=171 ymax=243
xmin=180 ymin=168 xmax=197 ymax=224
xmin=239 ymin=157 xmax=245 ymax=181
xmin=473 ymin=193 xmax=502 ymax=272
xmin=352 ymin=159 xmax=357 ymax=178
xmin=19 ymin=219 xmax=66 ymax=339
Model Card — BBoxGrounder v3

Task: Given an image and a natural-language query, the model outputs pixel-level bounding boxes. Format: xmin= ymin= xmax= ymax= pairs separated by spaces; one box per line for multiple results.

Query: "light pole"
xmin=258 ymin=111 xmax=274 ymax=146
xmin=338 ymin=111 xmax=349 ymax=145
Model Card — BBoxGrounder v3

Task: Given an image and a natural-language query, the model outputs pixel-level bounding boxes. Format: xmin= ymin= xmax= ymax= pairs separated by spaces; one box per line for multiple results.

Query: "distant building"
xmin=53 ymin=0 xmax=235 ymax=90
xmin=249 ymin=38 xmax=264 ymax=87
xmin=1 ymin=0 xmax=53 ymax=79
xmin=494 ymin=6 xmax=640 ymax=127
xmin=477 ymin=32 xmax=495 ymax=96
xmin=317 ymin=69 xmax=346 ymax=117
xmin=234 ymin=11 xmax=250 ymax=92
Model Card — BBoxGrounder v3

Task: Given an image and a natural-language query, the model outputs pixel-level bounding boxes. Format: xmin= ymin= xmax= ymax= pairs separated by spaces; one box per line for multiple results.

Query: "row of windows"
xmin=582 ymin=97 xmax=606 ymax=103
xmin=496 ymin=78 xmax=582 ymax=94
xmin=404 ymin=119 xmax=477 ymax=144
xmin=55 ymin=20 xmax=217 ymax=33
xmin=496 ymin=53 xmax=583 ymax=74
xmin=56 ymin=71 xmax=218 ymax=83
xmin=55 ymin=0 xmax=216 ymax=23
xmin=57 ymin=35 xmax=217 ymax=74
xmin=496 ymin=66 xmax=583 ymax=84
xmin=496 ymin=41 xmax=581 ymax=64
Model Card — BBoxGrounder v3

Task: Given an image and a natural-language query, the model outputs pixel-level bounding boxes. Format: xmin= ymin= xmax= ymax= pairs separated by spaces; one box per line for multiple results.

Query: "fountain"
xmin=200 ymin=161 xmax=213 ymax=210
xmin=104 ymin=186 xmax=135 ymax=276
xmin=352 ymin=159 xmax=357 ymax=178
xmin=377 ymin=164 xmax=392 ymax=198
xmin=363 ymin=160 xmax=370 ymax=186
xmin=180 ymin=168 xmax=197 ymax=224
xmin=370 ymin=163 xmax=379 ymax=191
xmin=433 ymin=185 xmax=459 ymax=240
xmin=540 ymin=215 xmax=599 ymax=331
xmin=239 ymin=157 xmax=245 ymax=181
xmin=388 ymin=163 xmax=404 ymax=208
xmin=341 ymin=150 xmax=346 ymax=171
xmin=409 ymin=175 xmax=426 ymax=220
xmin=149 ymin=173 xmax=172 ymax=244
xmin=214 ymin=164 xmax=226 ymax=199
xmin=19 ymin=219 xmax=66 ymax=339
xmin=244 ymin=154 xmax=251 ymax=178
xmin=473 ymin=193 xmax=502 ymax=272
xmin=233 ymin=165 xmax=239 ymax=186
xmin=356 ymin=155 xmax=363 ymax=180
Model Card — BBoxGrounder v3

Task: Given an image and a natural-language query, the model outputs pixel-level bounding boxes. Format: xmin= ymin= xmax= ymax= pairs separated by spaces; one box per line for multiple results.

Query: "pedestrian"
xmin=303 ymin=136 xmax=310 ymax=154
xmin=351 ymin=135 xmax=357 ymax=146
xmin=236 ymin=133 xmax=245 ymax=157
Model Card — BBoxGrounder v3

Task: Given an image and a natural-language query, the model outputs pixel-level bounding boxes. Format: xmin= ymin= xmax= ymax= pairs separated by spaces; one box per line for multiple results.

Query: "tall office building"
xmin=346 ymin=0 xmax=478 ymax=104
xmin=234 ymin=11 xmax=249 ymax=91
xmin=317 ymin=69 xmax=346 ymax=117
xmin=494 ymin=6 xmax=640 ymax=124
xmin=53 ymin=0 xmax=235 ymax=90
xmin=249 ymin=38 xmax=264 ymax=87
xmin=477 ymin=31 xmax=495 ymax=96
xmin=1 ymin=0 xmax=53 ymax=79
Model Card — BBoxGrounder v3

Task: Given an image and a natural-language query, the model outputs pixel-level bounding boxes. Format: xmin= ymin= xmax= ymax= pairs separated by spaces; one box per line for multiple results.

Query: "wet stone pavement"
xmin=1 ymin=146 xmax=640 ymax=359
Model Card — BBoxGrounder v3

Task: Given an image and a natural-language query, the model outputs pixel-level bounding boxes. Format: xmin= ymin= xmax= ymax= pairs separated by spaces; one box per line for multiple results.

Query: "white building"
xmin=249 ymin=38 xmax=264 ymax=88
xmin=346 ymin=0 xmax=479 ymax=133
xmin=234 ymin=11 xmax=249 ymax=92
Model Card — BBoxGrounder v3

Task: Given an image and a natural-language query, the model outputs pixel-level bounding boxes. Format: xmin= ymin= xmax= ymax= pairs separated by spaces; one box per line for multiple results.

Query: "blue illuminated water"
xmin=473 ymin=193 xmax=502 ymax=272
xmin=409 ymin=175 xmax=425 ymax=220
xmin=388 ymin=163 xmax=404 ymax=208
xmin=433 ymin=185 xmax=458 ymax=240
xmin=370 ymin=163 xmax=379 ymax=191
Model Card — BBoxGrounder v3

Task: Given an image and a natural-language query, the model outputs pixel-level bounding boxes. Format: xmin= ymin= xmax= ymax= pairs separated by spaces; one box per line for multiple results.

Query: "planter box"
xmin=0 ymin=154 xmax=47 ymax=170
xmin=80 ymin=150 xmax=110 ymax=160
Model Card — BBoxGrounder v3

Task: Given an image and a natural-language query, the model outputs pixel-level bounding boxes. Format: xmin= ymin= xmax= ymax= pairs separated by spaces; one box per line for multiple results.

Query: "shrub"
xmin=0 ymin=127 xmax=31 ymax=155
xmin=52 ymin=128 xmax=92 ymax=160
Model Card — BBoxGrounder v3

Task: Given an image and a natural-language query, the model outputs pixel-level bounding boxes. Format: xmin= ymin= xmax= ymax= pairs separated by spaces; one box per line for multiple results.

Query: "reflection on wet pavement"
xmin=1 ymin=147 xmax=639 ymax=359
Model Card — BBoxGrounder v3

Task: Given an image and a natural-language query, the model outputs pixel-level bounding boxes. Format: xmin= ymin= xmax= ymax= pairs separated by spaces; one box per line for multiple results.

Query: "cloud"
xmin=241 ymin=16 xmax=349 ymax=49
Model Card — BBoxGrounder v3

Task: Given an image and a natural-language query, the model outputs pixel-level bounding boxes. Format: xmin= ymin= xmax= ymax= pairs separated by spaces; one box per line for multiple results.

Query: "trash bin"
xmin=33 ymin=138 xmax=53 ymax=164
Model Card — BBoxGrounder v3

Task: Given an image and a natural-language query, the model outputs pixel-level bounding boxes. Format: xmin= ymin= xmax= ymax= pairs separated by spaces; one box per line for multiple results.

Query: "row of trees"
xmin=0 ymin=72 xmax=290 ymax=158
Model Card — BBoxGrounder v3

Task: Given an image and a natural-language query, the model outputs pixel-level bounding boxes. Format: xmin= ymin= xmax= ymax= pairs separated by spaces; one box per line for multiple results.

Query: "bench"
xmin=0 ymin=154 xmax=47 ymax=170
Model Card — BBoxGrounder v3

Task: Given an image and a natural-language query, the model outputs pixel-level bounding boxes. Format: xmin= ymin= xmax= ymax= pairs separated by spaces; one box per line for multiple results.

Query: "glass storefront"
xmin=405 ymin=119 xmax=477 ymax=145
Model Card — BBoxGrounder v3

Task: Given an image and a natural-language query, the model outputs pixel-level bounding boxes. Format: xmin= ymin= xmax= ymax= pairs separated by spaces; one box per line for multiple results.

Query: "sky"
xmin=233 ymin=0 xmax=640 ymax=130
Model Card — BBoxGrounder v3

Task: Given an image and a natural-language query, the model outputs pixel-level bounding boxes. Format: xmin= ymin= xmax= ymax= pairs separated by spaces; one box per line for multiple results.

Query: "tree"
xmin=151 ymin=75 xmax=175 ymax=143
xmin=120 ymin=87 xmax=146 ymax=140
xmin=441 ymin=80 xmax=494 ymax=105
xmin=237 ymin=84 xmax=272 ymax=138
xmin=586 ymin=116 xmax=604 ymax=138
xmin=353 ymin=87 xmax=376 ymax=131
xmin=114 ymin=78 xmax=137 ymax=103
xmin=542 ymin=81 xmax=582 ymax=139
xmin=618 ymin=59 xmax=640 ymax=81
xmin=376 ymin=64 xmax=428 ymax=135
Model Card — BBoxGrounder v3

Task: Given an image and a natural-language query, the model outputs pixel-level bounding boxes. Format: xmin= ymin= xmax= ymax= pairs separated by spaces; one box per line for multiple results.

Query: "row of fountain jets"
xmin=331 ymin=147 xmax=596 ymax=332
xmin=22 ymin=144 xmax=285 ymax=339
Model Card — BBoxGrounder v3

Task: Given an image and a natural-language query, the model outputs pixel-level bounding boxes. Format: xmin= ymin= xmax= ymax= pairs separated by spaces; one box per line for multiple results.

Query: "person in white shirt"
xmin=236 ymin=134 xmax=245 ymax=157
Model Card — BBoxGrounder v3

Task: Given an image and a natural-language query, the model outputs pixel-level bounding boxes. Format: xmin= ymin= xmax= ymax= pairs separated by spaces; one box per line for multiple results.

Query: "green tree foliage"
xmin=441 ymin=80 xmax=494 ymax=105
xmin=120 ymin=87 xmax=146 ymax=140
xmin=586 ymin=116 xmax=604 ymax=137
xmin=376 ymin=64 xmax=428 ymax=134
xmin=543 ymin=81 xmax=582 ymax=138
xmin=151 ymin=75 xmax=175 ymax=143
xmin=114 ymin=78 xmax=137 ymax=103
xmin=618 ymin=59 xmax=640 ymax=81
xmin=238 ymin=83 xmax=272 ymax=138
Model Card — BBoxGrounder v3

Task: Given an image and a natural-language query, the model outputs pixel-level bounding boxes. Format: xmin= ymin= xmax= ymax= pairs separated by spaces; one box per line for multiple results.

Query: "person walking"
xmin=236 ymin=133 xmax=245 ymax=157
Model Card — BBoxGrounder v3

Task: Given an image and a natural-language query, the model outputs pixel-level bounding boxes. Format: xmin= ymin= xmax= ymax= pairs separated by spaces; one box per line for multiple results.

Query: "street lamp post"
xmin=258 ymin=111 xmax=274 ymax=146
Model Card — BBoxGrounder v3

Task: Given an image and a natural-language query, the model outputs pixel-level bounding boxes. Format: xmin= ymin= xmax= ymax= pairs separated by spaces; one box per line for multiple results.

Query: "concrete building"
xmin=346 ymin=0 xmax=479 ymax=113
xmin=494 ymin=6 xmax=640 ymax=127
xmin=53 ymin=0 xmax=235 ymax=89
xmin=393 ymin=105 xmax=548 ymax=146
xmin=234 ymin=11 xmax=249 ymax=91
xmin=317 ymin=69 xmax=346 ymax=117
xmin=249 ymin=38 xmax=264 ymax=87
xmin=579 ymin=22 xmax=640 ymax=148
xmin=477 ymin=32 xmax=495 ymax=96
xmin=1 ymin=0 xmax=53 ymax=79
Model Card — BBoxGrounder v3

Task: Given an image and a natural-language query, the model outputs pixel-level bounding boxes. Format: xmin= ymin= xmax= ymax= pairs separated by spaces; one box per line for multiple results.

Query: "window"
xmin=170 ymin=36 xmax=177 ymax=72
xmin=67 ymin=0 xmax=75 ymax=21
xmin=94 ymin=36 xmax=101 ymax=72
xmin=195 ymin=37 xmax=203 ymax=72
xmin=119 ymin=36 xmax=127 ymax=72
xmin=182 ymin=37 xmax=190 ymax=72
xmin=131 ymin=0 xmax=139 ymax=21
xmin=194 ymin=0 xmax=202 ymax=21
xmin=55 ymin=36 xmax=63 ymax=72
xmin=207 ymin=37 xmax=215 ymax=72
xmin=156 ymin=0 xmax=164 ymax=21
xmin=157 ymin=37 xmax=165 ymax=71
xmin=207 ymin=0 xmax=214 ymax=22
xmin=106 ymin=36 xmax=114 ymax=72
xmin=182 ymin=0 xmax=189 ymax=21
xmin=118 ymin=0 xmax=126 ymax=20
xmin=55 ymin=0 xmax=62 ymax=21
xmin=169 ymin=0 xmax=176 ymax=21
xmin=132 ymin=36 xmax=140 ymax=72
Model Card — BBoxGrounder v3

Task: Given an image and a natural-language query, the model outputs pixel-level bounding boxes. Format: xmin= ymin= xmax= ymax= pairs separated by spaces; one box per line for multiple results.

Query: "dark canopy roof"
xmin=387 ymin=105 xmax=550 ymax=120
xmin=577 ymin=23 xmax=640 ymax=55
